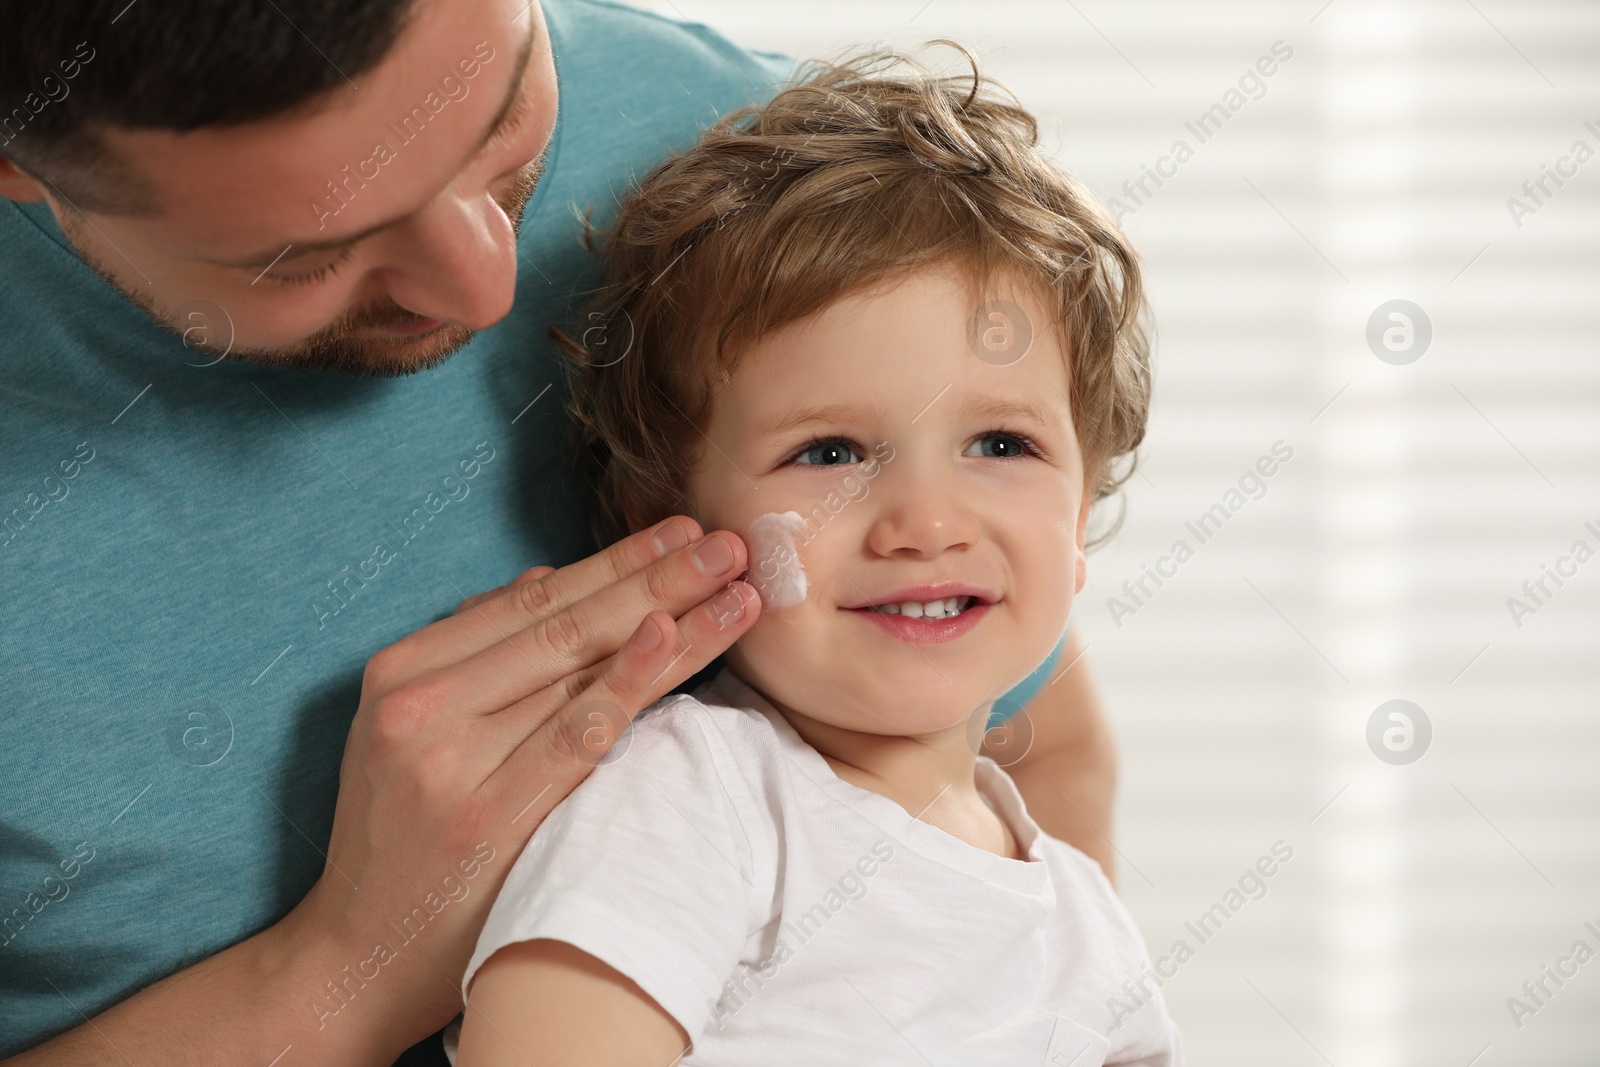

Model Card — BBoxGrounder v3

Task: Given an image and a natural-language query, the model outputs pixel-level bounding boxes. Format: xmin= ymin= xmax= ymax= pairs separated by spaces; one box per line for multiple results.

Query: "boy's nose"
xmin=864 ymin=472 xmax=981 ymax=559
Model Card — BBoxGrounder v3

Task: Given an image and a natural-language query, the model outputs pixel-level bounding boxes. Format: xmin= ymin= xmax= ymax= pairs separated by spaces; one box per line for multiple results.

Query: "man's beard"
xmin=79 ymin=153 xmax=546 ymax=378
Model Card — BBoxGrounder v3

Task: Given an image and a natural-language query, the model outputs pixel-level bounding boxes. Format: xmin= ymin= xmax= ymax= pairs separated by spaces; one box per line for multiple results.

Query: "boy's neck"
xmin=756 ymin=687 xmax=1022 ymax=861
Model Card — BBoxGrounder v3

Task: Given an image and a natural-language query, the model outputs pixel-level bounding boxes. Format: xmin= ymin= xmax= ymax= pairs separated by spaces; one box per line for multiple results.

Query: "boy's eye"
xmin=964 ymin=432 xmax=1035 ymax=459
xmin=793 ymin=439 xmax=860 ymax=466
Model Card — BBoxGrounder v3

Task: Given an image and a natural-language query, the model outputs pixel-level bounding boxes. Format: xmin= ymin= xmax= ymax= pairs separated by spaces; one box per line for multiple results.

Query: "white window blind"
xmin=631 ymin=1 xmax=1600 ymax=1062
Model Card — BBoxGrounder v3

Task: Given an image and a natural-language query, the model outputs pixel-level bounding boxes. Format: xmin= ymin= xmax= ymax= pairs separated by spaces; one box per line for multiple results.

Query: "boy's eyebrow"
xmin=760 ymin=394 xmax=1065 ymax=437
xmin=958 ymin=394 xmax=1067 ymax=429
xmin=760 ymin=402 xmax=888 ymax=437
xmin=210 ymin=20 xmax=540 ymax=270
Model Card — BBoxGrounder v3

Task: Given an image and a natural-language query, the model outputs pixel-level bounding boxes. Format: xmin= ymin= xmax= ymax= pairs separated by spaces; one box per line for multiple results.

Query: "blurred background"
xmin=635 ymin=1 xmax=1598 ymax=1062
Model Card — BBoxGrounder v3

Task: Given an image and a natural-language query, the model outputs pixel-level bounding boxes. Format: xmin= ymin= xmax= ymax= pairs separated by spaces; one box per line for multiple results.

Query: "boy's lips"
xmin=847 ymin=601 xmax=992 ymax=644
xmin=840 ymin=582 xmax=998 ymax=610
xmin=840 ymin=582 xmax=998 ymax=645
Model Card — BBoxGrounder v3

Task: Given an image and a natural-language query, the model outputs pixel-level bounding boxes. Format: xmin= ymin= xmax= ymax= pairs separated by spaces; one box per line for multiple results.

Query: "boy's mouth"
xmin=869 ymin=595 xmax=979 ymax=618
xmin=842 ymin=584 xmax=998 ymax=644
xmin=844 ymin=582 xmax=998 ymax=613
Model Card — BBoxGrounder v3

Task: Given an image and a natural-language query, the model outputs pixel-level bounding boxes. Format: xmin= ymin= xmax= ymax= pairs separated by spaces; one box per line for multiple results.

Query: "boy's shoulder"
xmin=619 ymin=670 xmax=794 ymax=778
xmin=543 ymin=673 xmax=799 ymax=893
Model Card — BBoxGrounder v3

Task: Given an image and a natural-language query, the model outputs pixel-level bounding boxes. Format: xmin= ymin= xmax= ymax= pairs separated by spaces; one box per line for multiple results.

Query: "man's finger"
xmin=484 ymin=579 xmax=761 ymax=815
xmin=455 ymin=586 xmax=506 ymax=615
xmin=509 ymin=564 xmax=558 ymax=587
xmin=452 ymin=566 xmax=557 ymax=616
xmin=484 ymin=518 xmax=703 ymax=628
xmin=483 ymin=575 xmax=762 ymax=752
xmin=418 ymin=527 xmax=749 ymax=718
xmin=379 ymin=518 xmax=707 ymax=684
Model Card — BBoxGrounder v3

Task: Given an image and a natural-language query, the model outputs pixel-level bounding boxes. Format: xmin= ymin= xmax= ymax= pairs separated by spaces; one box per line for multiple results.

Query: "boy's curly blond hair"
xmin=555 ymin=44 xmax=1151 ymax=549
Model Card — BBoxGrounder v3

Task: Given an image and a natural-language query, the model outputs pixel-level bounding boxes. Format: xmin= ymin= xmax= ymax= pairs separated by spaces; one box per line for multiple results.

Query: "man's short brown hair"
xmin=557 ymin=45 xmax=1151 ymax=548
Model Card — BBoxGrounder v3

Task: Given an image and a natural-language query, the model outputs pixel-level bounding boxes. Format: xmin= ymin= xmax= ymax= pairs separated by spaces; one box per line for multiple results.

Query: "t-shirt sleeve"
xmin=1049 ymin=841 xmax=1183 ymax=1065
xmin=461 ymin=696 xmax=759 ymax=1042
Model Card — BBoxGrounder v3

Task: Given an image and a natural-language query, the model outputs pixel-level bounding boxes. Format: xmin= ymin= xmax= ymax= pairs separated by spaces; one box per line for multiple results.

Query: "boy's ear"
xmin=1074 ymin=481 xmax=1093 ymax=595
xmin=615 ymin=480 xmax=650 ymax=539
xmin=616 ymin=482 xmax=697 ymax=541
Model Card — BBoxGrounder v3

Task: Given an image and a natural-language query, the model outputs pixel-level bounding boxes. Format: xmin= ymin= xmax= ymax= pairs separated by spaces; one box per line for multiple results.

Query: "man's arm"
xmin=5 ymin=518 xmax=760 ymax=1067
xmin=984 ymin=627 xmax=1120 ymax=884
xmin=456 ymin=941 xmax=686 ymax=1067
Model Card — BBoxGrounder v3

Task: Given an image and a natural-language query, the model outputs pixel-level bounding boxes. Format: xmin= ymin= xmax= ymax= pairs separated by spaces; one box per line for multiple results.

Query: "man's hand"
xmin=309 ymin=514 xmax=759 ymax=1052
xmin=7 ymin=516 xmax=760 ymax=1067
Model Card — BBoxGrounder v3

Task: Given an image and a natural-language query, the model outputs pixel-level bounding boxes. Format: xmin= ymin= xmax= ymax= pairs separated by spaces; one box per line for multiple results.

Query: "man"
xmin=0 ymin=0 xmax=1117 ymax=1063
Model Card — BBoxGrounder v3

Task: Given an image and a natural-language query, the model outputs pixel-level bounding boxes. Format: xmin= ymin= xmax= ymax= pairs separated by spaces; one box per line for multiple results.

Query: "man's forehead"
xmin=103 ymin=0 xmax=538 ymax=262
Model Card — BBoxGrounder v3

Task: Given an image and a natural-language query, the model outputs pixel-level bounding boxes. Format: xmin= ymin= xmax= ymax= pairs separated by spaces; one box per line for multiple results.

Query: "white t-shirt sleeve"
xmin=462 ymin=695 xmax=760 ymax=1041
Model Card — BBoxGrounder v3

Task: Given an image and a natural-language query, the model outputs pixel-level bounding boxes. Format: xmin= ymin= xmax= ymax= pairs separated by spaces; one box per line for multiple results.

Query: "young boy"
xmin=450 ymin=47 xmax=1177 ymax=1065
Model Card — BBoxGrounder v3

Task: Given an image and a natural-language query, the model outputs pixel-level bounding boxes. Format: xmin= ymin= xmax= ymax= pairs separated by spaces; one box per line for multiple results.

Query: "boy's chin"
xmin=810 ymin=683 xmax=1000 ymax=738
xmin=887 ymin=709 xmax=994 ymax=740
xmin=734 ymin=641 xmax=1047 ymax=737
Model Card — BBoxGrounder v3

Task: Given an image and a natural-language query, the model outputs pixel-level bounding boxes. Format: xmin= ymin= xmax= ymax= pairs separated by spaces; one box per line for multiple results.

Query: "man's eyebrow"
xmin=211 ymin=19 xmax=539 ymax=270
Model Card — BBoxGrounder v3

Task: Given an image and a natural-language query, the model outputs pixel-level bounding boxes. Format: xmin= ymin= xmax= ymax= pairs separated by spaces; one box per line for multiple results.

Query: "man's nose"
xmin=377 ymin=185 xmax=518 ymax=330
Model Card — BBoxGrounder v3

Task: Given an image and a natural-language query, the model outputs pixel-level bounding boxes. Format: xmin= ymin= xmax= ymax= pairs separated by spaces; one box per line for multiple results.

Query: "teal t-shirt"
xmin=0 ymin=2 xmax=1059 ymax=1059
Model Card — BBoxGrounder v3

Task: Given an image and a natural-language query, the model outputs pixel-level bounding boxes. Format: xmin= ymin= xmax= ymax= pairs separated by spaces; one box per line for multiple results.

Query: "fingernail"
xmin=652 ymin=519 xmax=690 ymax=556
xmin=710 ymin=584 xmax=746 ymax=625
xmin=692 ymin=534 xmax=734 ymax=576
xmin=631 ymin=615 xmax=663 ymax=653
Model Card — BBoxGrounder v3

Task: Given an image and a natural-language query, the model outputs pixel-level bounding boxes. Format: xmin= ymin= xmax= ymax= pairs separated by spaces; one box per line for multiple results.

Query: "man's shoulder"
xmin=513 ymin=2 xmax=795 ymax=315
xmin=540 ymin=0 xmax=793 ymax=185
xmin=548 ymin=0 xmax=794 ymax=95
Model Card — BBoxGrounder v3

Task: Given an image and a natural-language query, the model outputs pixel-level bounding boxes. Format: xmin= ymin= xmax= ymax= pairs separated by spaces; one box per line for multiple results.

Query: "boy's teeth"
xmin=879 ymin=596 xmax=970 ymax=618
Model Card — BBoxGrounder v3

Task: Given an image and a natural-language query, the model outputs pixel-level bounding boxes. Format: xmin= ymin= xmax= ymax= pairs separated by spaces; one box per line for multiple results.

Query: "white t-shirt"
xmin=452 ymin=669 xmax=1182 ymax=1066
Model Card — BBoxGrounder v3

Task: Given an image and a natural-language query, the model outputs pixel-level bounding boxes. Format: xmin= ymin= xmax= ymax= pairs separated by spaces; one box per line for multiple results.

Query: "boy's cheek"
xmin=1009 ymin=537 xmax=1079 ymax=628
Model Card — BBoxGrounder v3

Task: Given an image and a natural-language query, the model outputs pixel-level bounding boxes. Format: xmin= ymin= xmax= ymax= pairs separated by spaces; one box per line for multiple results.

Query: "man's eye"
xmin=793 ymin=439 xmax=860 ymax=466
xmin=495 ymin=99 xmax=529 ymax=142
xmin=260 ymin=246 xmax=356 ymax=287
xmin=963 ymin=432 xmax=1037 ymax=459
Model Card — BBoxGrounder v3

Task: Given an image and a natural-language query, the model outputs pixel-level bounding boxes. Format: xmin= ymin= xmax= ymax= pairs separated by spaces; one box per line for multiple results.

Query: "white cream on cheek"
xmin=745 ymin=511 xmax=808 ymax=609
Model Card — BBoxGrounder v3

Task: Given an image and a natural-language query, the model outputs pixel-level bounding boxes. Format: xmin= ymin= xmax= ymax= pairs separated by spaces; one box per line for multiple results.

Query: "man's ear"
xmin=0 ymin=156 xmax=51 ymax=203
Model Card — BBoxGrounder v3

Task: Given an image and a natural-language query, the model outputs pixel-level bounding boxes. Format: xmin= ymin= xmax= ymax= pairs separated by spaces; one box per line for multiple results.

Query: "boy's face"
xmin=687 ymin=265 xmax=1091 ymax=736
